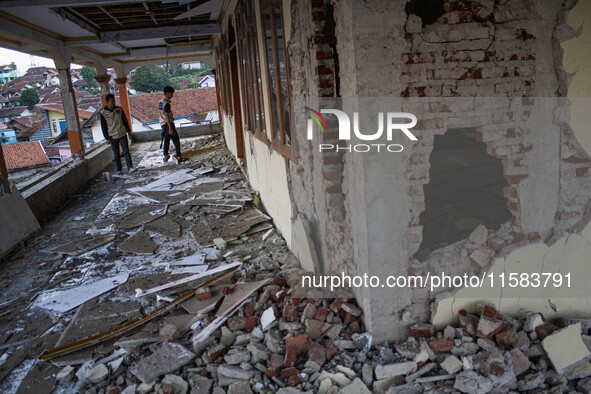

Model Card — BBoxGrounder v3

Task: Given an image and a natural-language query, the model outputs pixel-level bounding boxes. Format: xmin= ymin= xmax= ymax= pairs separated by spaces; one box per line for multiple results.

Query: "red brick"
xmin=482 ymin=305 xmax=504 ymax=320
xmin=286 ymin=306 xmax=298 ymax=322
xmin=317 ymin=65 xmax=334 ymax=75
xmin=196 ymin=288 xmax=212 ymax=300
xmin=284 ymin=334 xmax=310 ymax=367
xmin=535 ymin=323 xmax=558 ymax=340
xmin=267 ymin=353 xmax=284 ymax=377
xmin=244 ymin=301 xmax=257 ymax=317
xmin=308 ymin=342 xmax=327 ymax=366
xmin=325 ymin=184 xmax=343 ymax=194
xmin=287 ymin=374 xmax=302 ymax=386
xmin=409 ymin=323 xmax=435 ymax=338
xmin=476 ymin=316 xmax=506 ymax=339
xmin=316 ymin=51 xmax=333 ymax=60
xmin=245 ymin=316 xmax=259 ymax=333
xmin=323 ymin=339 xmax=338 ymax=361
xmin=311 ymin=0 xmax=324 ymax=8
xmin=510 ymin=232 xmax=526 ymax=243
xmin=281 ymin=367 xmax=299 ymax=380
xmin=349 ymin=320 xmax=362 ymax=333
xmin=319 ymin=78 xmax=334 ymax=89
xmin=315 ymin=308 xmax=329 ymax=322
xmin=429 ymin=337 xmax=454 ymax=352
xmin=496 ymin=325 xmax=518 ymax=347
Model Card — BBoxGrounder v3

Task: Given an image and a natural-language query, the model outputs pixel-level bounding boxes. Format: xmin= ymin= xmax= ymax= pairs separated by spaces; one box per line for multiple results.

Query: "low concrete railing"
xmin=131 ymin=122 xmax=221 ymax=143
xmin=21 ymin=141 xmax=113 ymax=220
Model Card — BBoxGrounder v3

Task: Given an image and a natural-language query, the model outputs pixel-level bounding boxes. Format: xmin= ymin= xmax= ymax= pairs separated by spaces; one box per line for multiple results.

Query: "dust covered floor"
xmin=0 ymin=134 xmax=303 ymax=393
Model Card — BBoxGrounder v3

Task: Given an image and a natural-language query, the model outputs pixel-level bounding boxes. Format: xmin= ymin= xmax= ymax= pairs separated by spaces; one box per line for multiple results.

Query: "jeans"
xmin=111 ymin=135 xmax=133 ymax=171
xmin=162 ymin=124 xmax=181 ymax=157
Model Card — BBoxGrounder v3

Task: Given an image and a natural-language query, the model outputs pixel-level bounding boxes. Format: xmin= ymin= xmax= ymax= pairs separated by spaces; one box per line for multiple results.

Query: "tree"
xmin=80 ymin=66 xmax=97 ymax=89
xmin=129 ymin=65 xmax=169 ymax=93
xmin=20 ymin=88 xmax=39 ymax=109
xmin=197 ymin=64 xmax=213 ymax=76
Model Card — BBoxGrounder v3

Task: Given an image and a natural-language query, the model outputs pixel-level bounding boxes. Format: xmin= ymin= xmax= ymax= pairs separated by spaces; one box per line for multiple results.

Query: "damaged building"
xmin=1 ymin=0 xmax=591 ymax=393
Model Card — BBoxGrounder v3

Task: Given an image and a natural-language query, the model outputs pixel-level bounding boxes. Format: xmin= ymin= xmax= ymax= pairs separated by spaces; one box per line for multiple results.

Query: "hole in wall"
xmin=414 ymin=128 xmax=512 ymax=261
xmin=405 ymin=0 xmax=445 ymax=26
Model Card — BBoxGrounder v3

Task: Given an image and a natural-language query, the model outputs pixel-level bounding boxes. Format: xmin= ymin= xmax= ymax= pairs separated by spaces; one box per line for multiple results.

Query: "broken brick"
xmin=223 ymin=286 xmax=233 ymax=295
xmin=429 ymin=337 xmax=454 ymax=352
xmin=410 ymin=323 xmax=435 ymax=338
xmin=476 ymin=316 xmax=506 ymax=339
xmin=305 ymin=319 xmax=324 ymax=340
xmin=330 ymin=298 xmax=346 ymax=313
xmin=273 ymin=276 xmax=287 ymax=288
xmin=227 ymin=316 xmax=247 ymax=331
xmin=535 ymin=322 xmax=559 ymax=340
xmin=196 ymin=287 xmax=212 ymax=301
xmin=481 ymin=305 xmax=504 ymax=320
xmin=315 ymin=308 xmax=329 ymax=322
xmin=280 ymin=367 xmax=299 ymax=380
xmin=267 ymin=353 xmax=284 ymax=377
xmin=208 ymin=344 xmax=225 ymax=362
xmin=308 ymin=342 xmax=327 ymax=366
xmin=245 ymin=316 xmax=259 ymax=333
xmin=349 ymin=320 xmax=362 ymax=334
xmin=323 ymin=339 xmax=338 ymax=361
xmin=287 ymin=374 xmax=302 ymax=386
xmin=284 ymin=334 xmax=310 ymax=367
xmin=344 ymin=312 xmax=356 ymax=325
xmin=496 ymin=325 xmax=519 ymax=347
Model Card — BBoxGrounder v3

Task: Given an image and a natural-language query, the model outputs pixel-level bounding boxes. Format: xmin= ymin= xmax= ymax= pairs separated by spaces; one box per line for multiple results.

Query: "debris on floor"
xmin=3 ymin=134 xmax=590 ymax=394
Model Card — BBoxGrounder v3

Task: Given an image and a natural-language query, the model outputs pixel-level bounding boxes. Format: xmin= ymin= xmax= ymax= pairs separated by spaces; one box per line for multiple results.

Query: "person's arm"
xmin=121 ymin=109 xmax=131 ymax=134
xmin=100 ymin=114 xmax=111 ymax=143
xmin=164 ymin=102 xmax=173 ymax=135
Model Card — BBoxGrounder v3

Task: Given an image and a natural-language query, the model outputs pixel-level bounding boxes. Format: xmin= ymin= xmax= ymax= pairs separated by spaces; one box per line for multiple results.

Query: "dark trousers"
xmin=111 ymin=135 xmax=132 ymax=171
xmin=162 ymin=124 xmax=181 ymax=157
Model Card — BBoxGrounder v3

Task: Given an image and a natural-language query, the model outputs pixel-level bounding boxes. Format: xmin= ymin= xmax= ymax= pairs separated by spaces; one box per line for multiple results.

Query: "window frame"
xmin=260 ymin=0 xmax=292 ymax=159
xmin=236 ymin=0 xmax=269 ymax=145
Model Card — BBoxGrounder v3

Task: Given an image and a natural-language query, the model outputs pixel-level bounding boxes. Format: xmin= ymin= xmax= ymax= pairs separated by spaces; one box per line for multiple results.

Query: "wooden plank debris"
xmin=38 ymin=263 xmax=240 ymax=360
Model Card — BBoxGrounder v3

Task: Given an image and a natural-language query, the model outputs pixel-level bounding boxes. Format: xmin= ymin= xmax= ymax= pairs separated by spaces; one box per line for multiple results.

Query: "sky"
xmin=0 ymin=48 xmax=81 ymax=72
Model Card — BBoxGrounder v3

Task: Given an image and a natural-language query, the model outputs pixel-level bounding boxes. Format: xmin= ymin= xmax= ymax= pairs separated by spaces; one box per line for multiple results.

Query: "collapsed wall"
xmin=286 ymin=0 xmax=591 ymax=342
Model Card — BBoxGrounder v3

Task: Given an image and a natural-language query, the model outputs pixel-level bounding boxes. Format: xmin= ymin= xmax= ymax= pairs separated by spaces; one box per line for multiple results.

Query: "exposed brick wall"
xmin=398 ymin=0 xmax=591 ymax=323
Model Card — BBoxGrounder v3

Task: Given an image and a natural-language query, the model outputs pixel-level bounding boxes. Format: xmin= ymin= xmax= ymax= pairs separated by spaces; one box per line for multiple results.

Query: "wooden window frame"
xmin=236 ymin=0 xmax=269 ymax=146
xmin=260 ymin=0 xmax=292 ymax=160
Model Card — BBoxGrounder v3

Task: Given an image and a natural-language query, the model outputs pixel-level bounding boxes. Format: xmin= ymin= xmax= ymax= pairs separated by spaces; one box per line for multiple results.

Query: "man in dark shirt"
xmin=100 ymin=94 xmax=136 ymax=174
xmin=159 ymin=86 xmax=182 ymax=164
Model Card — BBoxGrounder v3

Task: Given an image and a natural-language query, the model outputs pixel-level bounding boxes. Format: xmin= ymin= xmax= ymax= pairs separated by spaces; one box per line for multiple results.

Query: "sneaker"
xmin=163 ymin=155 xmax=170 ymax=163
xmin=128 ymin=167 xmax=137 ymax=174
xmin=173 ymin=155 xmax=181 ymax=164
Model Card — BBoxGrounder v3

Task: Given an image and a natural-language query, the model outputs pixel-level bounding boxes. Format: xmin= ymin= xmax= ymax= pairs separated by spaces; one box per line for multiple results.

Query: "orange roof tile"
xmin=1 ymin=141 xmax=50 ymax=171
xmin=128 ymin=88 xmax=218 ymax=124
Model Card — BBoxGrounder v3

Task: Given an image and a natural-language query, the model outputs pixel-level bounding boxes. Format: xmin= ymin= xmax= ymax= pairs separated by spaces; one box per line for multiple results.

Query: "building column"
xmin=114 ymin=77 xmax=132 ymax=133
xmin=94 ymin=73 xmax=111 ymax=108
xmin=212 ymin=69 xmax=222 ymax=126
xmin=0 ymin=145 xmax=10 ymax=195
xmin=57 ymin=67 xmax=84 ymax=160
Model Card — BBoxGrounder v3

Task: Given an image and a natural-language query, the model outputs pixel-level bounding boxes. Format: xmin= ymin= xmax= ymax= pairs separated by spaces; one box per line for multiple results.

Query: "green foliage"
xmin=129 ymin=65 xmax=170 ymax=93
xmin=80 ymin=66 xmax=98 ymax=89
xmin=0 ymin=134 xmax=8 ymax=144
xmin=20 ymin=88 xmax=39 ymax=109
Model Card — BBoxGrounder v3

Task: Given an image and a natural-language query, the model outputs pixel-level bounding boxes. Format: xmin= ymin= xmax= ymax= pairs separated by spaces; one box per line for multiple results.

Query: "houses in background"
xmin=0 ymin=64 xmax=23 ymax=84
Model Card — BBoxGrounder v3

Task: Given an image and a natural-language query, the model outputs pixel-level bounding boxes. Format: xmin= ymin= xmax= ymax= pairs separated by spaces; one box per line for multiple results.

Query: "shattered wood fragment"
xmin=39 ymin=263 xmax=239 ymax=360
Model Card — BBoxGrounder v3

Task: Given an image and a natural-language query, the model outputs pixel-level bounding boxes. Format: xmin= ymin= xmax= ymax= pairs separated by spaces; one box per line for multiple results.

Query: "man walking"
xmin=100 ymin=94 xmax=136 ymax=174
xmin=159 ymin=86 xmax=182 ymax=164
